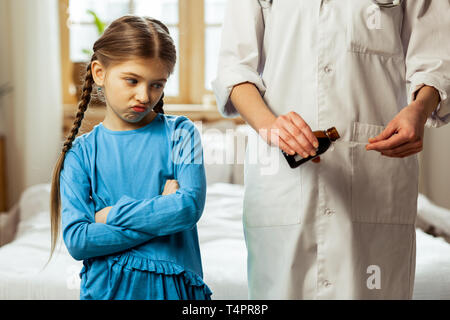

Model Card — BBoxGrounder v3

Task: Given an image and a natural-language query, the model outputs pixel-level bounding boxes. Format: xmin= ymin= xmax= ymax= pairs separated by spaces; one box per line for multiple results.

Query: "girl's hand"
xmin=365 ymin=102 xmax=428 ymax=158
xmin=95 ymin=180 xmax=180 ymax=225
xmin=95 ymin=206 xmax=112 ymax=224
xmin=162 ymin=179 xmax=179 ymax=195
xmin=259 ymin=111 xmax=319 ymax=159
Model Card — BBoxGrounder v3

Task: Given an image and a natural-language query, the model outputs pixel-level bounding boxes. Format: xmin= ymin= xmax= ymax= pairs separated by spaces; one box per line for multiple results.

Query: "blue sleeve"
xmin=105 ymin=118 xmax=207 ymax=236
xmin=60 ymin=146 xmax=155 ymax=261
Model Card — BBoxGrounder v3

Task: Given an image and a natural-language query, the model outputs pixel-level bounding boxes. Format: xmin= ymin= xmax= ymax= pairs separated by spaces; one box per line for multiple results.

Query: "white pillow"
xmin=16 ymin=183 xmax=52 ymax=237
xmin=19 ymin=183 xmax=51 ymax=222
xmin=417 ymin=193 xmax=450 ymax=242
xmin=416 ymin=193 xmax=450 ymax=241
xmin=195 ymin=120 xmax=236 ymax=185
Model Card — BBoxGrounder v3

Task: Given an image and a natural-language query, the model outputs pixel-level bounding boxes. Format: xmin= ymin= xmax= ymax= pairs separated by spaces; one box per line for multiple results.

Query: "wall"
xmin=0 ymin=0 xmax=11 ymax=135
xmin=419 ymin=125 xmax=450 ymax=210
xmin=0 ymin=0 xmax=63 ymax=210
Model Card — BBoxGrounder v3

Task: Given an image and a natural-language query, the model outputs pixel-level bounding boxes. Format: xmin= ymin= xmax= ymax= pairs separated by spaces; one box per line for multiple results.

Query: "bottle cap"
xmin=326 ymin=127 xmax=340 ymax=141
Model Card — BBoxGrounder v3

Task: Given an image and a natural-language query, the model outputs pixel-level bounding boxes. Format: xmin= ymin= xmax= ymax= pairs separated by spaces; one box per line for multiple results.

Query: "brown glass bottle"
xmin=282 ymin=127 xmax=340 ymax=168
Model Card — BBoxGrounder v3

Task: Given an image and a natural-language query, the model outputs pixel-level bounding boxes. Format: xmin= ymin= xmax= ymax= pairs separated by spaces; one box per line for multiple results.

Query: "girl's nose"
xmin=136 ymin=87 xmax=150 ymax=104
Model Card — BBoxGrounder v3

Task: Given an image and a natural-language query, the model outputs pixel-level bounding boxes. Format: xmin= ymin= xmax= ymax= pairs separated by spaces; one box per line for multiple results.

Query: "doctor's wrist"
xmin=412 ymin=85 xmax=441 ymax=119
xmin=256 ymin=113 xmax=277 ymax=131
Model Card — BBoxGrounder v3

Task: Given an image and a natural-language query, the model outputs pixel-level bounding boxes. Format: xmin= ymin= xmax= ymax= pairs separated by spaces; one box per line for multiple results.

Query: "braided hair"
xmin=48 ymin=15 xmax=176 ymax=264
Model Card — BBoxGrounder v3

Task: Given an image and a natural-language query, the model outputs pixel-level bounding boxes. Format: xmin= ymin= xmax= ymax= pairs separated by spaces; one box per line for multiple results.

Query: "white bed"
xmin=0 ymin=182 xmax=248 ymax=300
xmin=1 ymin=182 xmax=450 ymax=300
xmin=0 ymin=122 xmax=449 ymax=299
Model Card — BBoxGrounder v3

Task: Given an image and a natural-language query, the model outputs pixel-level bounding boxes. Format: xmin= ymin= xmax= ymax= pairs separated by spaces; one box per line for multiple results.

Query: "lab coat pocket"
xmin=346 ymin=0 xmax=404 ymax=58
xmin=350 ymin=122 xmax=418 ymax=225
xmin=243 ymin=131 xmax=302 ymax=227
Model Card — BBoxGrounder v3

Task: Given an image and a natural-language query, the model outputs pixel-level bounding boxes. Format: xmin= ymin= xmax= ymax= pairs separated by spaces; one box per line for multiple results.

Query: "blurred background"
xmin=0 ymin=0 xmax=449 ymax=214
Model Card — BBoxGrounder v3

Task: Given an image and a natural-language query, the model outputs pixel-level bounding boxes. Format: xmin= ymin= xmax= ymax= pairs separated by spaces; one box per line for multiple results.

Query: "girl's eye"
xmin=126 ymin=78 xmax=138 ymax=85
xmin=152 ymin=83 xmax=164 ymax=89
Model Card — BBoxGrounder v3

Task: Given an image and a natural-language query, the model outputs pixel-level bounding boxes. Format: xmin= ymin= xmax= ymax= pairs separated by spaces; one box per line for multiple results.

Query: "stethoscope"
xmin=371 ymin=0 xmax=403 ymax=8
xmin=258 ymin=0 xmax=403 ymax=9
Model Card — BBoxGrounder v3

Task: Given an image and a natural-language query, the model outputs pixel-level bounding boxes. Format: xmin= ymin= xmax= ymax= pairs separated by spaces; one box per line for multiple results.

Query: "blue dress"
xmin=59 ymin=113 xmax=212 ymax=300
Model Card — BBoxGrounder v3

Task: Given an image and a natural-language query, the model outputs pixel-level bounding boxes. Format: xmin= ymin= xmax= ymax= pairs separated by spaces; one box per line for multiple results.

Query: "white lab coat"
xmin=212 ymin=0 xmax=450 ymax=299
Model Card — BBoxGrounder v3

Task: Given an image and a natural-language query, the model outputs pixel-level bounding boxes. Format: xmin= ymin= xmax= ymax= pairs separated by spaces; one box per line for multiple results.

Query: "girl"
xmin=212 ymin=0 xmax=449 ymax=299
xmin=49 ymin=15 xmax=212 ymax=300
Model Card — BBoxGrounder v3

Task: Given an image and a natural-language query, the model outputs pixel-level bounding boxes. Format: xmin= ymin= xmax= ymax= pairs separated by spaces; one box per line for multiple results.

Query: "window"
xmin=204 ymin=0 xmax=226 ymax=91
xmin=59 ymin=0 xmax=226 ymax=106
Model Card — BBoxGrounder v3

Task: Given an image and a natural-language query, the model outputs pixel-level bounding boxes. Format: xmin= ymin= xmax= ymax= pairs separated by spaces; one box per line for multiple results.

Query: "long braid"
xmin=62 ymin=61 xmax=95 ymax=154
xmin=47 ymin=59 xmax=95 ymax=265
xmin=153 ymin=92 xmax=165 ymax=114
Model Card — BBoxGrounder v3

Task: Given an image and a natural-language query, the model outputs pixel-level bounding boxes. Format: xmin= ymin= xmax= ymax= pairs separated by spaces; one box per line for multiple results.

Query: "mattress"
xmin=0 ymin=183 xmax=248 ymax=300
xmin=0 ymin=183 xmax=449 ymax=299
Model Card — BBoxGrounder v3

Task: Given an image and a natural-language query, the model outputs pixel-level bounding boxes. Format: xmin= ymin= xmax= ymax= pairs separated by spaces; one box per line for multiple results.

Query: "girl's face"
xmin=92 ymin=58 xmax=169 ymax=130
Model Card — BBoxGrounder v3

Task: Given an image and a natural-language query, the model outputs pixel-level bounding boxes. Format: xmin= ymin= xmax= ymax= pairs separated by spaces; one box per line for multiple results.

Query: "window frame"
xmin=58 ymin=0 xmax=209 ymax=106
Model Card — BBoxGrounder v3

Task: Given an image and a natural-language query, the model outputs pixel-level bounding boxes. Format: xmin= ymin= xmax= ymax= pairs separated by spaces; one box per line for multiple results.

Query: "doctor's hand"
xmin=95 ymin=206 xmax=112 ymax=224
xmin=259 ymin=111 xmax=320 ymax=160
xmin=366 ymin=86 xmax=441 ymax=158
xmin=365 ymin=103 xmax=425 ymax=158
xmin=162 ymin=179 xmax=179 ymax=195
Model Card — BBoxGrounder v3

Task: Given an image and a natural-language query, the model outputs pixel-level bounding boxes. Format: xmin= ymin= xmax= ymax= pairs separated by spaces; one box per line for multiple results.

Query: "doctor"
xmin=212 ymin=0 xmax=450 ymax=299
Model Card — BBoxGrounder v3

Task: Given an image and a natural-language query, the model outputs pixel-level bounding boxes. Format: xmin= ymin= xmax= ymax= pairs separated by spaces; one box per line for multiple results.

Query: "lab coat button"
xmin=324 ymin=65 xmax=332 ymax=73
xmin=324 ymin=208 xmax=334 ymax=216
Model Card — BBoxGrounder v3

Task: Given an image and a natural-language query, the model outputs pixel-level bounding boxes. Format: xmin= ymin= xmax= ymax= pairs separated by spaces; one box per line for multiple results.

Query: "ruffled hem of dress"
xmin=108 ymin=252 xmax=213 ymax=297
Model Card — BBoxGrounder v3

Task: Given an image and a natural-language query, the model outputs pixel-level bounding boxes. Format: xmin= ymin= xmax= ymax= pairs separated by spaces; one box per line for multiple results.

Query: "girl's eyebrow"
xmin=121 ymin=72 xmax=167 ymax=82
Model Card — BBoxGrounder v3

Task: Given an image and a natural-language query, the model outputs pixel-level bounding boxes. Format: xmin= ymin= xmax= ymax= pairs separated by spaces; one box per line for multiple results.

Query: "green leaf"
xmin=86 ymin=10 xmax=106 ymax=35
xmin=82 ymin=48 xmax=93 ymax=56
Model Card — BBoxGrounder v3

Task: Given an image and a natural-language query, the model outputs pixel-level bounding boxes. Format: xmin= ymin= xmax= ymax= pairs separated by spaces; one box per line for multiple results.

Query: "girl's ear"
xmin=91 ymin=60 xmax=106 ymax=87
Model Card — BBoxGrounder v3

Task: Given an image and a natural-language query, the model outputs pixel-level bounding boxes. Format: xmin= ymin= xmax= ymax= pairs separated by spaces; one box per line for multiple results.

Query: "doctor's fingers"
xmin=278 ymin=117 xmax=317 ymax=156
xmin=286 ymin=112 xmax=319 ymax=149
xmin=382 ymin=147 xmax=422 ymax=158
xmin=381 ymin=141 xmax=423 ymax=157
xmin=276 ymin=128 xmax=312 ymax=158
xmin=266 ymin=128 xmax=300 ymax=156
xmin=368 ymin=124 xmax=397 ymax=144
xmin=366 ymin=131 xmax=407 ymax=152
xmin=277 ymin=136 xmax=302 ymax=157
